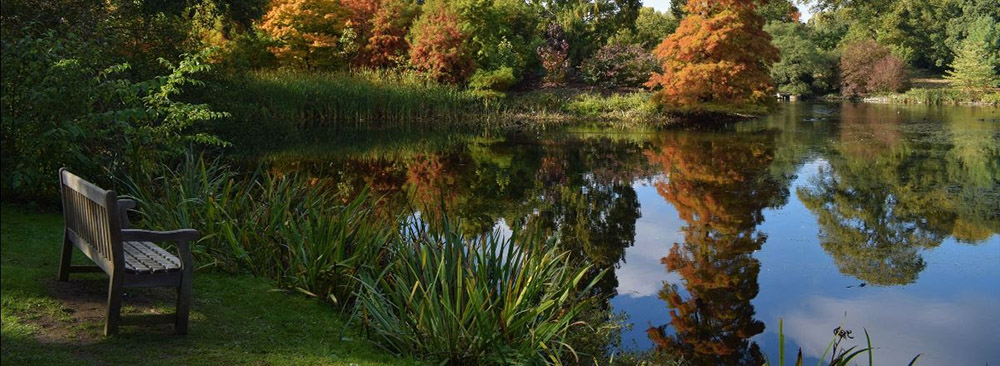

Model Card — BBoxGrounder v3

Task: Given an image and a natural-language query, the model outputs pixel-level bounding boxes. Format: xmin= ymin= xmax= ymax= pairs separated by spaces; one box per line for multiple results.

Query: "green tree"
xmin=453 ymin=0 xmax=541 ymax=80
xmin=545 ymin=0 xmax=642 ymax=66
xmin=945 ymin=0 xmax=1000 ymax=73
xmin=875 ymin=0 xmax=957 ymax=71
xmin=946 ymin=16 xmax=1000 ymax=91
xmin=765 ymin=21 xmax=837 ymax=96
xmin=608 ymin=7 xmax=678 ymax=50
xmin=756 ymin=0 xmax=799 ymax=23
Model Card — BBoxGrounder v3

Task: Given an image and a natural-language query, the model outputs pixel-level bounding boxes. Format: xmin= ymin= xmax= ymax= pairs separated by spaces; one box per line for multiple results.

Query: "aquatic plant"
xmin=353 ymin=216 xmax=605 ymax=364
xmin=766 ymin=318 xmax=923 ymax=366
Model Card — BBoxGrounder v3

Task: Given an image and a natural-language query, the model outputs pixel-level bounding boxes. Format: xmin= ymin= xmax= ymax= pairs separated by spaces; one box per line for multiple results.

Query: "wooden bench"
xmin=58 ymin=169 xmax=200 ymax=336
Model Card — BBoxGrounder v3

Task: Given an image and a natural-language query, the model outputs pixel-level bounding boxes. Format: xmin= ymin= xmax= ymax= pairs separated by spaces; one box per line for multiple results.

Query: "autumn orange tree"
xmin=646 ymin=0 xmax=779 ymax=113
xmin=408 ymin=0 xmax=474 ymax=83
xmin=260 ymin=0 xmax=355 ymax=69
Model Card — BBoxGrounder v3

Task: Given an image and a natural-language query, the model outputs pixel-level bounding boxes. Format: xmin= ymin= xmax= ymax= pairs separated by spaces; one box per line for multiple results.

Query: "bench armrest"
xmin=120 ymin=229 xmax=200 ymax=270
xmin=121 ymin=229 xmax=200 ymax=242
xmin=117 ymin=199 xmax=136 ymax=229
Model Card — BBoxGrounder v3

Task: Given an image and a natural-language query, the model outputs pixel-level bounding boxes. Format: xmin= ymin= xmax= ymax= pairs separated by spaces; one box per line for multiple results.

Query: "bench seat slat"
xmin=123 ymin=241 xmax=182 ymax=274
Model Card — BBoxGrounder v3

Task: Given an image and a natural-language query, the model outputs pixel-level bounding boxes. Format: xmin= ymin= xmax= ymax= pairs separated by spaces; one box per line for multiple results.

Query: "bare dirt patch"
xmin=32 ymin=276 xmax=179 ymax=345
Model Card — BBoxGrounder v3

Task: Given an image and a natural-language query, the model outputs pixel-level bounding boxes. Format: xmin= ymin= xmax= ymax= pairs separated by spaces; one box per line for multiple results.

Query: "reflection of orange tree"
xmin=645 ymin=131 xmax=785 ymax=365
xmin=405 ymin=153 xmax=471 ymax=216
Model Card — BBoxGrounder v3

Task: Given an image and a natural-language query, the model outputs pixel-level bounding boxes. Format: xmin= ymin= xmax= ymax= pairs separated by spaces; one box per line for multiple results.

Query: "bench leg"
xmin=105 ymin=274 xmax=123 ymax=336
xmin=175 ymin=270 xmax=192 ymax=335
xmin=58 ymin=231 xmax=73 ymax=281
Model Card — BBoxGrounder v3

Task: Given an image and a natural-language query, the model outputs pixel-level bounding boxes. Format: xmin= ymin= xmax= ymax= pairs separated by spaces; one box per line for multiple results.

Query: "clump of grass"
xmin=875 ymin=87 xmax=1000 ymax=106
xmin=123 ymin=154 xmax=394 ymax=307
xmin=353 ymin=216 xmax=606 ymax=364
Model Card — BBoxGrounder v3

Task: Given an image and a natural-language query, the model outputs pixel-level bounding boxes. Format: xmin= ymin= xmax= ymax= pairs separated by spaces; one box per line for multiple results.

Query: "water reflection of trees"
xmin=797 ymin=104 xmax=1000 ymax=286
xmin=523 ymin=137 xmax=650 ymax=298
xmin=266 ymin=133 xmax=655 ymax=299
xmin=644 ymin=131 xmax=787 ymax=365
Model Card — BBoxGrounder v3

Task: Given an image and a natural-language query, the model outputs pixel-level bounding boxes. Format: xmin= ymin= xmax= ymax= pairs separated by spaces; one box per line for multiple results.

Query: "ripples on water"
xmin=262 ymin=102 xmax=1000 ymax=365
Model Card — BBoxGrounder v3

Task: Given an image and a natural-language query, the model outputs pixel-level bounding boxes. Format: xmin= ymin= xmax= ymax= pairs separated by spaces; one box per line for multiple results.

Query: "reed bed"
xmin=203 ymin=70 xmax=676 ymax=152
xmin=208 ymin=69 xmax=503 ymax=134
xmin=868 ymin=88 xmax=1000 ymax=106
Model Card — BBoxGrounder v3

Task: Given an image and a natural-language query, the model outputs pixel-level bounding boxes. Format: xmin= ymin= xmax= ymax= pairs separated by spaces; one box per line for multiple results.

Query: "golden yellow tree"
xmin=260 ymin=0 xmax=355 ymax=69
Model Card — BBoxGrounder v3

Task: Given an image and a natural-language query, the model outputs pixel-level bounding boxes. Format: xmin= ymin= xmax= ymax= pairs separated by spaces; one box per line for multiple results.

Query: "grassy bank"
xmin=202 ymin=70 xmax=673 ymax=150
xmin=0 ymin=205 xmax=416 ymax=365
xmin=863 ymin=87 xmax=1000 ymax=106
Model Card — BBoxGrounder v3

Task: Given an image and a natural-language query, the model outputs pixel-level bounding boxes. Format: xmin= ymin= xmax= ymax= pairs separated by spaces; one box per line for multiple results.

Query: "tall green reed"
xmin=123 ymin=155 xmax=394 ymax=306
xmin=354 ymin=216 xmax=605 ymax=365
xmin=207 ymin=69 xmax=505 ymax=137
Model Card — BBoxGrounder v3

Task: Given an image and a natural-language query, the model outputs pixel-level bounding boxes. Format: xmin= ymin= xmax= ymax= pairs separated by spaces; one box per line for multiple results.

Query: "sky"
xmin=644 ymin=0 xmax=815 ymax=22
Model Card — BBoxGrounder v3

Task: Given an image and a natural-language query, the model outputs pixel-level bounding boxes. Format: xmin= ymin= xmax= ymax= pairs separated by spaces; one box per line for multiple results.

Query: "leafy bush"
xmin=537 ymin=22 xmax=570 ymax=86
xmin=869 ymin=55 xmax=908 ymax=94
xmin=354 ymin=218 xmax=605 ymax=364
xmin=579 ymin=43 xmax=657 ymax=88
xmin=0 ymin=32 xmax=226 ymax=201
xmin=840 ymin=39 xmax=908 ymax=97
xmin=453 ymin=0 xmax=540 ymax=76
xmin=468 ymin=67 xmax=516 ymax=92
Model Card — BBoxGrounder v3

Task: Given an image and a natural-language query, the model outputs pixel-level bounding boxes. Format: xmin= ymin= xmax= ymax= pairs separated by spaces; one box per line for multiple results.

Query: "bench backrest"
xmin=59 ymin=169 xmax=122 ymax=274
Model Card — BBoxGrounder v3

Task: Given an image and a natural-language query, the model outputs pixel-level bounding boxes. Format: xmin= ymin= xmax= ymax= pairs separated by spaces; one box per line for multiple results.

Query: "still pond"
xmin=262 ymin=102 xmax=1000 ymax=365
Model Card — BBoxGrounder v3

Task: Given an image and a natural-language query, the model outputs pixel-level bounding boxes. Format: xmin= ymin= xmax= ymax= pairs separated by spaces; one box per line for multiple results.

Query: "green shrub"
xmin=578 ymin=43 xmax=657 ymax=89
xmin=0 ymin=32 xmax=226 ymax=202
xmin=468 ymin=66 xmax=517 ymax=93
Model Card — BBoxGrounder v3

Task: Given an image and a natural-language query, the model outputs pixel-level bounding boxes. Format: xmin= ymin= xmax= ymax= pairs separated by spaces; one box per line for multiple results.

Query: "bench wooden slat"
xmin=123 ymin=241 xmax=181 ymax=274
xmin=61 ymin=169 xmax=110 ymax=206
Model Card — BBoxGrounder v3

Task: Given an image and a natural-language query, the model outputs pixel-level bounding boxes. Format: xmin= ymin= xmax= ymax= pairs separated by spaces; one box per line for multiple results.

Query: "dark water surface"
xmin=265 ymin=102 xmax=1000 ymax=365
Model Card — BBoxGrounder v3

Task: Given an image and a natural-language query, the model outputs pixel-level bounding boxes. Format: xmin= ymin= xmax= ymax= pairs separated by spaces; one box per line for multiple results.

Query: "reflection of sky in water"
xmin=612 ymin=158 xmax=1000 ymax=364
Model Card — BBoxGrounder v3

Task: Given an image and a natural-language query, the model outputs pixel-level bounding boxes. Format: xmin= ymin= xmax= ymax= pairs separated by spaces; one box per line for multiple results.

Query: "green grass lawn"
xmin=0 ymin=205 xmax=416 ymax=365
